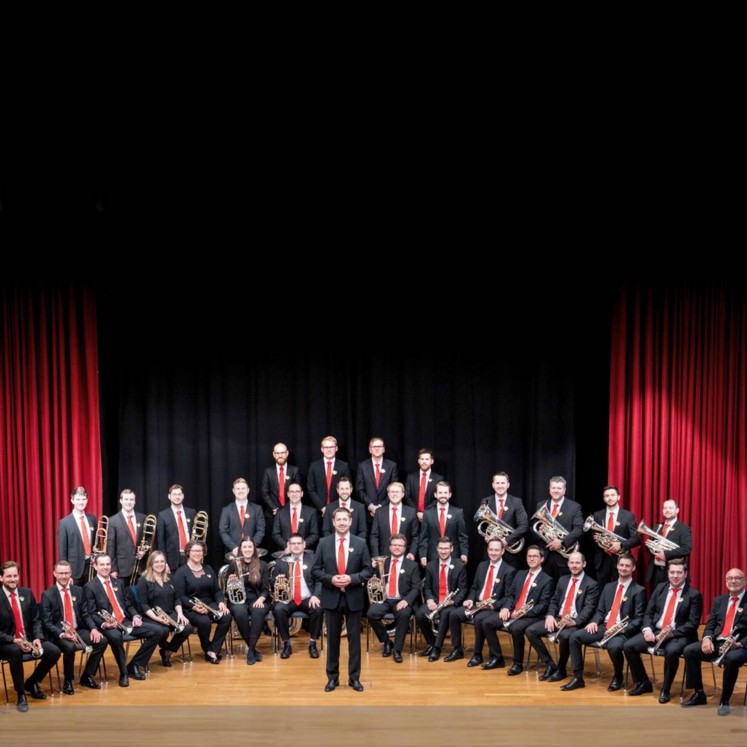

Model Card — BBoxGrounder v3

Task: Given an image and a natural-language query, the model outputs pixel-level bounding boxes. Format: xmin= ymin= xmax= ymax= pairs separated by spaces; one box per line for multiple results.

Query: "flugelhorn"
xmin=427 ymin=588 xmax=458 ymax=635
xmin=591 ymin=616 xmax=629 ymax=648
xmin=531 ymin=505 xmax=578 ymax=559
xmin=189 ymin=596 xmax=222 ymax=620
xmin=547 ymin=612 xmax=576 ymax=643
xmin=647 ymin=622 xmax=675 ymax=655
xmin=88 ymin=516 xmax=109 ymax=581
xmin=130 ymin=514 xmax=158 ymax=585
xmin=153 ymin=606 xmax=185 ymax=633
xmin=18 ymin=633 xmax=43 ymax=658
xmin=473 ymin=504 xmax=524 ymax=554
xmin=98 ymin=609 xmax=133 ymax=635
xmin=367 ymin=556 xmax=389 ymax=604
xmin=636 ymin=521 xmax=679 ymax=554
xmin=62 ymin=620 xmax=92 ymax=654
xmin=190 ymin=511 xmax=209 ymax=545
xmin=713 ymin=633 xmax=740 ymax=667
xmin=504 ymin=600 xmax=534 ymax=630
xmin=583 ymin=516 xmax=627 ymax=555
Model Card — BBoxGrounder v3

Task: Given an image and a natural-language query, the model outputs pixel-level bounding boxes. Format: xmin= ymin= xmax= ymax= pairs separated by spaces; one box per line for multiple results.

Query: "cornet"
xmin=88 ymin=516 xmax=109 ymax=581
xmin=189 ymin=596 xmax=223 ymax=620
xmin=153 ymin=606 xmax=185 ymax=633
xmin=503 ymin=601 xmax=534 ymax=630
xmin=647 ymin=623 xmax=675 ymax=655
xmin=531 ymin=505 xmax=578 ymax=559
xmin=427 ymin=589 xmax=458 ymax=635
xmin=591 ymin=616 xmax=629 ymax=648
xmin=62 ymin=620 xmax=92 ymax=654
xmin=367 ymin=556 xmax=389 ymax=604
xmin=547 ymin=612 xmax=576 ymax=643
xmin=18 ymin=633 xmax=43 ymax=658
xmin=583 ymin=516 xmax=627 ymax=555
xmin=130 ymin=514 xmax=158 ymax=585
xmin=636 ymin=521 xmax=680 ymax=555
xmin=465 ymin=596 xmax=495 ymax=620
xmin=99 ymin=609 xmax=133 ymax=635
xmin=473 ymin=504 xmax=524 ymax=554
xmin=713 ymin=633 xmax=740 ymax=667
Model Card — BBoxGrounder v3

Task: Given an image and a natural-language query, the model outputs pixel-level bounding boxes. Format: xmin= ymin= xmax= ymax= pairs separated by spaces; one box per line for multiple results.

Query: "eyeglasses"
xmin=726 ymin=576 xmax=745 ymax=581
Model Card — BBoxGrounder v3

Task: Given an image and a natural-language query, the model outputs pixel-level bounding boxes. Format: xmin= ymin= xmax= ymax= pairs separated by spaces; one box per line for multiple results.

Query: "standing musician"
xmin=57 ymin=485 xmax=97 ymax=587
xmin=172 ymin=540 xmax=231 ymax=664
xmin=367 ymin=533 xmax=421 ymax=663
xmin=40 ymin=560 xmax=108 ymax=694
xmin=369 ymin=482 xmax=419 ymax=560
xmin=418 ymin=481 xmax=469 ymax=567
xmin=155 ymin=483 xmax=196 ymax=573
xmin=0 ymin=561 xmax=61 ymax=712
xmin=83 ymin=554 xmax=160 ymax=686
xmin=321 ymin=476 xmax=367 ymax=539
xmin=644 ymin=499 xmax=692 ymax=593
xmin=563 ymin=553 xmax=646 ymax=692
xmin=107 ymin=488 xmax=147 ymax=582
xmin=219 ymin=477 xmax=265 ymax=558
xmin=272 ymin=481 xmax=320 ymax=551
xmin=478 ymin=472 xmax=528 ymax=569
xmin=415 ymin=536 xmax=467 ymax=661
xmin=307 ymin=435 xmax=353 ymax=514
xmin=356 ymin=436 xmax=400 ymax=520
xmin=259 ymin=441 xmax=302 ymax=517
xmin=136 ymin=551 xmax=193 ymax=667
xmin=225 ymin=537 xmax=270 ymax=665
xmin=273 ymin=534 xmax=323 ymax=660
xmin=404 ymin=448 xmax=444 ymax=521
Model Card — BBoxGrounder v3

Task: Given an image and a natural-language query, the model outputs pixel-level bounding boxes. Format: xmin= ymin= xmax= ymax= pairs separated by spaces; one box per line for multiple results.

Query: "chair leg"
xmin=1 ymin=660 xmax=10 ymax=704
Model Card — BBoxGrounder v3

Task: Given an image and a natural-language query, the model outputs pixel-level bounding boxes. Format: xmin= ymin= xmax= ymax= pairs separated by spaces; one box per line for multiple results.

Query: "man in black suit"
xmin=57 ymin=485 xmax=97 ymax=587
xmin=370 ymin=482 xmax=419 ymax=559
xmin=530 ymin=475 xmax=585 ymax=582
xmin=0 ymin=561 xmax=61 ymax=711
xmin=681 ymin=567 xmax=747 ymax=715
xmin=273 ymin=535 xmax=323 ymax=660
xmin=624 ymin=558 xmax=702 ymax=703
xmin=155 ymin=484 xmax=197 ymax=573
xmin=643 ymin=499 xmax=692 ymax=592
xmin=415 ymin=537 xmax=468 ymax=661
xmin=366 ymin=533 xmax=421 ymax=663
xmin=272 ymin=481 xmax=320 ymax=551
xmin=356 ymin=436 xmax=399 ymax=519
xmin=307 ymin=436 xmax=352 ymax=513
xmin=218 ymin=477 xmax=265 ymax=557
xmin=404 ymin=448 xmax=444 ymax=521
xmin=477 ymin=472 xmax=529 ymax=569
xmin=525 ymin=551 xmax=599 ymax=683
xmin=418 ymin=481 xmax=469 ymax=567
xmin=321 ymin=477 xmax=367 ymax=539
xmin=312 ymin=507 xmax=373 ymax=692
xmin=108 ymin=489 xmax=147 ymax=582
xmin=40 ymin=560 xmax=108 ymax=694
xmin=587 ymin=485 xmax=640 ymax=584
xmin=563 ymin=553 xmax=647 ymax=691
xmin=259 ymin=443 xmax=302 ymax=540
xmin=83 ymin=554 xmax=160 ymax=687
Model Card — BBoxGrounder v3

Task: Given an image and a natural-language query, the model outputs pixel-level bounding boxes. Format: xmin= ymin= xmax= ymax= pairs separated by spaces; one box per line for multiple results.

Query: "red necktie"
xmin=80 ymin=516 xmax=92 ymax=555
xmin=10 ymin=592 xmax=25 ymax=636
xmin=337 ymin=537 xmax=346 ymax=574
xmin=662 ymin=522 xmax=672 ymax=537
xmin=388 ymin=558 xmax=399 ymax=598
xmin=551 ymin=502 xmax=559 ymax=518
xmin=605 ymin=512 xmax=616 ymax=555
xmin=291 ymin=506 xmax=298 ymax=533
xmin=63 ymin=587 xmax=74 ymax=626
xmin=561 ymin=578 xmax=578 ymax=618
xmin=375 ymin=463 xmax=381 ymax=490
xmin=418 ymin=472 xmax=427 ymax=511
xmin=439 ymin=507 xmax=446 ymax=536
xmin=104 ymin=579 xmax=125 ymax=623
xmin=661 ymin=587 xmax=680 ymax=629
xmin=293 ymin=561 xmax=302 ymax=605
xmin=607 ymin=583 xmax=624 ymax=625
xmin=325 ymin=461 xmax=333 ymax=504
xmin=278 ymin=466 xmax=285 ymax=507
xmin=515 ymin=572 xmax=534 ymax=609
xmin=239 ymin=504 xmax=246 ymax=527
xmin=719 ymin=596 xmax=739 ymax=637
xmin=391 ymin=506 xmax=398 ymax=536
xmin=439 ymin=563 xmax=448 ymax=602
xmin=127 ymin=515 xmax=138 ymax=545
xmin=176 ymin=510 xmax=188 ymax=551
xmin=481 ymin=564 xmax=495 ymax=601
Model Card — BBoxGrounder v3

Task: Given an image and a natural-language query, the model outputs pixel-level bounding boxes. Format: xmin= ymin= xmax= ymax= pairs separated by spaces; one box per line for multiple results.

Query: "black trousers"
xmin=184 ymin=610 xmax=232 ymax=656
xmin=624 ymin=632 xmax=693 ymax=692
xmin=0 ymin=641 xmax=61 ymax=693
xmin=273 ymin=598 xmax=323 ymax=642
xmin=100 ymin=622 xmax=160 ymax=675
xmin=324 ymin=595 xmax=362 ymax=680
xmin=568 ymin=626 xmax=626 ymax=678
xmin=683 ymin=640 xmax=747 ymax=702
xmin=526 ymin=619 xmax=575 ymax=671
xmin=53 ymin=630 xmax=108 ymax=681
xmin=367 ymin=599 xmax=413 ymax=653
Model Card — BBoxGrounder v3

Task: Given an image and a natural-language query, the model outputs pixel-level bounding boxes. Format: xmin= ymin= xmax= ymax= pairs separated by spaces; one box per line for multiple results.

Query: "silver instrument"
xmin=464 ymin=596 xmax=495 ymax=620
xmin=504 ymin=600 xmax=534 ymax=630
xmin=426 ymin=588 xmax=458 ymax=635
xmin=473 ymin=504 xmax=524 ymax=554
xmin=713 ymin=633 xmax=740 ymax=667
xmin=273 ymin=557 xmax=299 ymax=605
xmin=531 ymin=505 xmax=579 ymax=559
xmin=367 ymin=556 xmax=390 ymax=604
xmin=18 ymin=633 xmax=43 ymax=658
xmin=62 ymin=620 xmax=92 ymax=654
xmin=547 ymin=612 xmax=576 ymax=643
xmin=98 ymin=608 xmax=133 ymax=635
xmin=189 ymin=596 xmax=222 ymax=620
xmin=636 ymin=521 xmax=680 ymax=555
xmin=591 ymin=615 xmax=629 ymax=648
xmin=583 ymin=515 xmax=627 ymax=556
xmin=647 ymin=623 xmax=675 ymax=655
xmin=153 ymin=606 xmax=185 ymax=633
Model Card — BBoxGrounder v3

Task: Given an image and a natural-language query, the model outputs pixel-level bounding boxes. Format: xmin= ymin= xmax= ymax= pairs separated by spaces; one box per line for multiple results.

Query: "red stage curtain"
xmin=0 ymin=283 xmax=102 ymax=594
xmin=608 ymin=282 xmax=747 ymax=611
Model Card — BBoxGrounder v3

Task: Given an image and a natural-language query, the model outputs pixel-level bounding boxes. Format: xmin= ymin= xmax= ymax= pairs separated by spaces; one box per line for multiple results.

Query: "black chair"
xmin=365 ymin=613 xmax=416 ymax=655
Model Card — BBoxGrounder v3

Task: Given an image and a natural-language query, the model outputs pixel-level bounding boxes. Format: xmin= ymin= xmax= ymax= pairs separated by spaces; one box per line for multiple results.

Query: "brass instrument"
xmin=98 ymin=609 xmax=133 ymax=635
xmin=504 ymin=600 xmax=534 ymax=630
xmin=130 ymin=514 xmax=157 ymax=585
xmin=547 ymin=612 xmax=576 ymax=643
xmin=62 ymin=620 xmax=93 ymax=654
xmin=153 ymin=606 xmax=185 ymax=633
xmin=473 ymin=504 xmax=524 ymax=554
xmin=591 ymin=615 xmax=629 ymax=648
xmin=713 ymin=633 xmax=740 ymax=667
xmin=18 ymin=633 xmax=43 ymax=658
xmin=583 ymin=515 xmax=627 ymax=555
xmin=465 ymin=596 xmax=495 ymax=620
xmin=531 ymin=505 xmax=578 ymax=559
xmin=190 ymin=510 xmax=209 ymax=545
xmin=367 ymin=556 xmax=390 ymax=604
xmin=88 ymin=515 xmax=109 ymax=581
xmin=272 ymin=557 xmax=299 ymax=605
xmin=647 ymin=622 xmax=675 ymax=655
xmin=427 ymin=588 xmax=458 ymax=635
xmin=636 ymin=521 xmax=680 ymax=555
xmin=189 ymin=596 xmax=222 ymax=620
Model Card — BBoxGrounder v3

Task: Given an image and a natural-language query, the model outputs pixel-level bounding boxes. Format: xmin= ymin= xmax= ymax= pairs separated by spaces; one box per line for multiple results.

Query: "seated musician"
xmin=40 ymin=559 xmax=108 ymax=694
xmin=136 ymin=551 xmax=193 ymax=667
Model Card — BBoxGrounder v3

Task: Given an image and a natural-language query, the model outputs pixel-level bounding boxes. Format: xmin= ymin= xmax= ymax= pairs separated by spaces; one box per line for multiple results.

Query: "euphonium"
xmin=18 ymin=633 xmax=43 ymax=658
xmin=98 ymin=609 xmax=133 ymax=635
xmin=427 ymin=588 xmax=459 ymax=635
xmin=504 ymin=600 xmax=534 ymax=630
xmin=62 ymin=620 xmax=93 ymax=654
xmin=636 ymin=521 xmax=680 ymax=554
xmin=583 ymin=515 xmax=627 ymax=555
xmin=465 ymin=596 xmax=495 ymax=620
xmin=153 ymin=606 xmax=185 ymax=633
xmin=88 ymin=516 xmax=109 ymax=581
xmin=189 ymin=596 xmax=222 ymax=620
xmin=130 ymin=514 xmax=158 ymax=585
xmin=190 ymin=511 xmax=209 ymax=545
xmin=647 ymin=622 xmax=675 ymax=655
xmin=531 ymin=505 xmax=578 ymax=559
xmin=547 ymin=612 xmax=576 ymax=643
xmin=713 ymin=633 xmax=740 ymax=667
xmin=272 ymin=558 xmax=296 ymax=604
xmin=473 ymin=504 xmax=524 ymax=554
xmin=367 ymin=556 xmax=389 ymax=604
xmin=592 ymin=615 xmax=629 ymax=648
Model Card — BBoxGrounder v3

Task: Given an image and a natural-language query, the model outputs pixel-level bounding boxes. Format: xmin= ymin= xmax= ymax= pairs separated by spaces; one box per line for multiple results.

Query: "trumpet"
xmin=473 ymin=504 xmax=524 ymax=554
xmin=99 ymin=609 xmax=133 ymax=635
xmin=531 ymin=505 xmax=578 ymax=559
xmin=367 ymin=556 xmax=390 ymax=604
xmin=18 ymin=633 xmax=43 ymax=658
xmin=547 ymin=612 xmax=576 ymax=643
xmin=130 ymin=514 xmax=157 ymax=585
xmin=190 ymin=511 xmax=209 ymax=545
xmin=427 ymin=589 xmax=458 ymax=635
xmin=504 ymin=601 xmax=534 ymax=630
xmin=465 ymin=596 xmax=495 ymax=620
xmin=591 ymin=616 xmax=629 ymax=648
xmin=713 ymin=633 xmax=740 ymax=667
xmin=647 ymin=623 xmax=675 ymax=655
xmin=153 ymin=606 xmax=185 ymax=633
xmin=583 ymin=516 xmax=627 ymax=555
xmin=636 ymin=521 xmax=680 ymax=555
xmin=62 ymin=620 xmax=92 ymax=654
xmin=189 ymin=596 xmax=223 ymax=620
xmin=88 ymin=516 xmax=109 ymax=581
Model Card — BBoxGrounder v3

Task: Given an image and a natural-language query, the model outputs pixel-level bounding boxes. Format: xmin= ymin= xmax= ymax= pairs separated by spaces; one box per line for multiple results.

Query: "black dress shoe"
xmin=681 ymin=690 xmax=707 ymax=707
xmin=467 ymin=653 xmax=483 ymax=667
xmin=393 ymin=650 xmax=403 ymax=663
xmin=324 ymin=678 xmax=339 ymax=692
xmin=16 ymin=693 xmax=28 ymax=712
xmin=546 ymin=669 xmax=568 ymax=683
xmin=718 ymin=701 xmax=730 ymax=716
xmin=308 ymin=642 xmax=320 ymax=659
xmin=119 ymin=675 xmax=129 ymax=687
xmin=127 ymin=665 xmax=146 ymax=680
xmin=560 ymin=677 xmax=585 ymax=691
xmin=607 ymin=677 xmax=623 ymax=692
xmin=348 ymin=679 xmax=364 ymax=692
xmin=280 ymin=641 xmax=292 ymax=659
xmin=507 ymin=664 xmax=524 ymax=676
xmin=254 ymin=650 xmax=263 ymax=662
xmin=80 ymin=674 xmax=101 ymax=689
xmin=160 ymin=649 xmax=173 ymax=667
xmin=25 ymin=681 xmax=46 ymax=700
xmin=428 ymin=647 xmax=441 ymax=662
xmin=481 ymin=657 xmax=505 ymax=670
xmin=62 ymin=680 xmax=75 ymax=695
xmin=538 ymin=664 xmax=559 ymax=681
xmin=444 ymin=647 xmax=464 ymax=662
xmin=382 ymin=639 xmax=393 ymax=657
xmin=418 ymin=645 xmax=435 ymax=657
xmin=205 ymin=652 xmax=220 ymax=664
xmin=628 ymin=681 xmax=653 ymax=696
xmin=246 ymin=650 xmax=257 ymax=665
xmin=658 ymin=690 xmax=671 ymax=704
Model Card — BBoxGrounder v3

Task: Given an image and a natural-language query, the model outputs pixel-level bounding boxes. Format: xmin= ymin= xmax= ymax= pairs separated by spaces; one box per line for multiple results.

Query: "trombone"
xmin=130 ymin=514 xmax=158 ymax=585
xmin=88 ymin=516 xmax=109 ymax=581
xmin=190 ymin=511 xmax=209 ymax=545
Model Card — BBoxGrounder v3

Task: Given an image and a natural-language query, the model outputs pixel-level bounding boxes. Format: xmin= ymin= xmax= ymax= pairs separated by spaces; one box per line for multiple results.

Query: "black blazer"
xmin=479 ymin=493 xmax=529 ymax=551
xmin=644 ymin=521 xmax=693 ymax=582
xmin=312 ymin=533 xmax=373 ymax=612
xmin=531 ymin=498 xmax=585 ymax=569
xmin=41 ymin=583 xmax=88 ymax=637
xmin=218 ymin=502 xmax=265 ymax=553
xmin=274 ymin=551 xmax=321 ymax=599
xmin=259 ymin=464 xmax=302 ymax=513
xmin=83 ymin=576 xmax=139 ymax=629
xmin=376 ymin=556 xmax=421 ymax=607
xmin=356 ymin=458 xmax=399 ymax=508
xmin=591 ymin=579 xmax=647 ymax=636
xmin=591 ymin=507 xmax=640 ymax=562
xmin=107 ymin=510 xmax=146 ymax=578
xmin=272 ymin=504 xmax=320 ymax=550
xmin=0 ymin=587 xmax=44 ymax=643
xmin=701 ymin=592 xmax=747 ymax=642
xmin=465 ymin=560 xmax=516 ymax=611
xmin=155 ymin=506 xmax=196 ymax=572
xmin=422 ymin=558 xmax=468 ymax=607
xmin=643 ymin=581 xmax=702 ymax=640
xmin=369 ymin=502 xmax=420 ymax=558
xmin=321 ymin=499 xmax=367 ymax=538
xmin=547 ymin=573 xmax=599 ymax=628
xmin=502 ymin=569 xmax=555 ymax=619
xmin=306 ymin=458 xmax=352 ymax=511
xmin=135 ymin=576 xmax=182 ymax=617
xmin=404 ymin=471 xmax=445 ymax=510
xmin=57 ymin=512 xmax=97 ymax=580
xmin=418 ymin=505 xmax=469 ymax=562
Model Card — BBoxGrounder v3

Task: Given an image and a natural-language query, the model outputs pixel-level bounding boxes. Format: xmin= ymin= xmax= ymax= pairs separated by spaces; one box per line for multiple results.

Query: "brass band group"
xmin=1 ymin=438 xmax=744 ymax=717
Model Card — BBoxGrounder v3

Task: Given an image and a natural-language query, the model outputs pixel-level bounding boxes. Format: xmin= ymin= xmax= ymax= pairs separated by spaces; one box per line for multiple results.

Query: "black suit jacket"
xmin=219 ymin=502 xmax=265 ymax=553
xmin=547 ymin=573 xmax=599 ymax=628
xmin=322 ymin=499 xmax=367 ymax=538
xmin=645 ymin=521 xmax=693 ymax=582
xmin=107 ymin=511 xmax=146 ymax=578
xmin=591 ymin=579 xmax=647 ymax=635
xmin=57 ymin=512 xmax=97 ymax=580
xmin=422 ymin=558 xmax=468 ymax=607
xmin=260 ymin=464 xmax=302 ymax=513
xmin=531 ymin=498 xmax=585 ymax=570
xmin=307 ymin=458 xmax=352 ymax=510
xmin=465 ymin=560 xmax=516 ymax=611
xmin=356 ymin=458 xmax=399 ymax=508
xmin=155 ymin=506 xmax=196 ymax=571
xmin=418 ymin=504 xmax=469 ymax=562
xmin=369 ymin=502 xmax=420 ymax=557
xmin=701 ymin=592 xmax=747 ymax=642
xmin=377 ymin=556 xmax=421 ymax=607
xmin=83 ymin=576 xmax=139 ymax=629
xmin=41 ymin=583 xmax=88 ymax=637
xmin=643 ymin=581 xmax=702 ymax=640
xmin=502 ymin=569 xmax=555 ymax=619
xmin=591 ymin=507 xmax=640 ymax=569
xmin=404 ymin=471 xmax=444 ymax=510
xmin=0 ymin=587 xmax=44 ymax=643
xmin=312 ymin=533 xmax=373 ymax=612
xmin=479 ymin=493 xmax=529 ymax=551
xmin=272 ymin=504 xmax=320 ymax=550
xmin=274 ymin=551 xmax=321 ymax=599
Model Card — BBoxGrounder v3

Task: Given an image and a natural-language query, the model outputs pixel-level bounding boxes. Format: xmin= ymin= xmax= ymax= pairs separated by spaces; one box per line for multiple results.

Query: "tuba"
xmin=636 ymin=521 xmax=679 ymax=554
xmin=473 ymin=504 xmax=524 ymax=554
xmin=130 ymin=514 xmax=158 ymax=585
xmin=190 ymin=510 xmax=209 ymax=546
xmin=583 ymin=515 xmax=628 ymax=555
xmin=531 ymin=505 xmax=578 ymax=559
xmin=367 ymin=556 xmax=389 ymax=604
xmin=591 ymin=616 xmax=629 ymax=648
xmin=88 ymin=516 xmax=109 ymax=581
xmin=427 ymin=589 xmax=458 ymax=635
